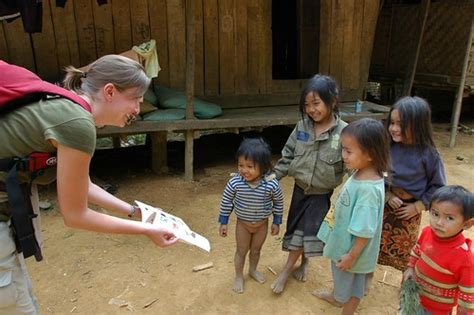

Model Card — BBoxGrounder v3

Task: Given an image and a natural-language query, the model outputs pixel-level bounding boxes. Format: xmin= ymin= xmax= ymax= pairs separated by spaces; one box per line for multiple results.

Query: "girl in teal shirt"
xmin=314 ymin=118 xmax=390 ymax=314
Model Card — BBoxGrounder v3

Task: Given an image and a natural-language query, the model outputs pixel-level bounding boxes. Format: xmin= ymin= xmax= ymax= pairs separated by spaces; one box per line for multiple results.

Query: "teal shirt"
xmin=317 ymin=174 xmax=385 ymax=273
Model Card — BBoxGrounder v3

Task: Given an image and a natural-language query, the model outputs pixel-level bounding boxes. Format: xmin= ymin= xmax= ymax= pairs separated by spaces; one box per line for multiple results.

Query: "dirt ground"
xmin=27 ymin=122 xmax=473 ymax=314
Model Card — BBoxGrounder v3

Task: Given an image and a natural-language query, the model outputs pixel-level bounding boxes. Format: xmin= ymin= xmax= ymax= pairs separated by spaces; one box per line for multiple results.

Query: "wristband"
xmin=128 ymin=205 xmax=139 ymax=218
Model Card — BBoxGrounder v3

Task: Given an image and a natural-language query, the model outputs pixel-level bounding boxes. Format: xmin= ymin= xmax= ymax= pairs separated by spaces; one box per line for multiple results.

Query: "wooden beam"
xmin=185 ymin=0 xmax=196 ymax=181
xmin=150 ymin=131 xmax=169 ymax=174
xmin=449 ymin=19 xmax=473 ymax=148
xmin=402 ymin=0 xmax=430 ymax=96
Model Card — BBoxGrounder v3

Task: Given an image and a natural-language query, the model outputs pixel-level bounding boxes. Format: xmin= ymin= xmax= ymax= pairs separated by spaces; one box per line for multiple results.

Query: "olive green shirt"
xmin=0 ymin=97 xmax=96 ymax=219
xmin=274 ymin=115 xmax=347 ymax=194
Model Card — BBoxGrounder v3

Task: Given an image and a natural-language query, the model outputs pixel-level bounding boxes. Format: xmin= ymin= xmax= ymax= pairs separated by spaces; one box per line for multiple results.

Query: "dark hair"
xmin=236 ymin=138 xmax=273 ymax=175
xmin=387 ymin=96 xmax=436 ymax=149
xmin=430 ymin=185 xmax=474 ymax=220
xmin=299 ymin=74 xmax=339 ymax=118
xmin=341 ymin=118 xmax=390 ymax=177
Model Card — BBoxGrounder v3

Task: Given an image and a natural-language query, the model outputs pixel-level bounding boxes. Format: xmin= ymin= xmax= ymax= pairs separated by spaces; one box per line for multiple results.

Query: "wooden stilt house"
xmin=0 ymin=0 xmax=385 ymax=179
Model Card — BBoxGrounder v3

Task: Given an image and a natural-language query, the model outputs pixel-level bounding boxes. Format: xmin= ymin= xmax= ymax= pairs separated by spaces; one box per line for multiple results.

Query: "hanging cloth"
xmin=132 ymin=39 xmax=161 ymax=79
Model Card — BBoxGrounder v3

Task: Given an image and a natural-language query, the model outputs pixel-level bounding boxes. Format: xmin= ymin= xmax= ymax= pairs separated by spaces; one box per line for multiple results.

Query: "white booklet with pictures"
xmin=135 ymin=201 xmax=211 ymax=252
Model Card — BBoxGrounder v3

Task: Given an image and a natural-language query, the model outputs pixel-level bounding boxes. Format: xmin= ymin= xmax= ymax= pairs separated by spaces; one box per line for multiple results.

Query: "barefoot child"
xmin=314 ymin=118 xmax=390 ymax=314
xmin=218 ymin=138 xmax=284 ymax=293
xmin=403 ymin=185 xmax=474 ymax=315
xmin=271 ymin=74 xmax=347 ymax=294
xmin=378 ymin=96 xmax=446 ymax=271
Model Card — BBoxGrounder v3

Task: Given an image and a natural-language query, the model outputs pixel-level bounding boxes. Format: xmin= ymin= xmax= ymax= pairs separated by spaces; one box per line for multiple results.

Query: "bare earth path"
xmin=28 ymin=122 xmax=473 ymax=314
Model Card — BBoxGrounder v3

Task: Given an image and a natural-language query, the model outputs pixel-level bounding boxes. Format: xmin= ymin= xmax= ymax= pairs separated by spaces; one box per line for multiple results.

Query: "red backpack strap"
xmin=0 ymin=60 xmax=91 ymax=113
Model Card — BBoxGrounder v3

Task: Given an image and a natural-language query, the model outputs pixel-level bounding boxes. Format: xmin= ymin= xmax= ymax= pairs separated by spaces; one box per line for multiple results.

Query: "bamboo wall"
xmin=371 ymin=0 xmax=474 ymax=85
xmin=0 ymin=0 xmax=379 ymax=102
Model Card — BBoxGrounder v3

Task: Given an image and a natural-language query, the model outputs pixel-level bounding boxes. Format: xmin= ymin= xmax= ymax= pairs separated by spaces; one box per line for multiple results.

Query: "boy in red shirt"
xmin=404 ymin=185 xmax=474 ymax=315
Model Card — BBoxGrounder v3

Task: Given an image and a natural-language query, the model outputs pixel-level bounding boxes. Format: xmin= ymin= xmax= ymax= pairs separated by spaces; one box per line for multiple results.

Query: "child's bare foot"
xmin=312 ymin=290 xmax=343 ymax=308
xmin=233 ymin=276 xmax=244 ymax=294
xmin=271 ymin=272 xmax=289 ymax=294
xmin=249 ymin=270 xmax=266 ymax=284
xmin=292 ymin=263 xmax=308 ymax=282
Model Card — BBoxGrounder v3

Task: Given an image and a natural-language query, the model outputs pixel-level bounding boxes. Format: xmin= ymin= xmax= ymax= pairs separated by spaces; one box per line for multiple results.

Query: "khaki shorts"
xmin=0 ymin=219 xmax=39 ymax=314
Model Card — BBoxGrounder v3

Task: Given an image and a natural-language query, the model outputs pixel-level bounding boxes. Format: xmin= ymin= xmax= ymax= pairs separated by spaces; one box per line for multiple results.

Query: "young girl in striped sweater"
xmin=218 ymin=138 xmax=284 ymax=294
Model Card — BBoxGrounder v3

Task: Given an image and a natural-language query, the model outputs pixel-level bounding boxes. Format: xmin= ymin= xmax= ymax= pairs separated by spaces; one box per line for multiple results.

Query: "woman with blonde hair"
xmin=0 ymin=55 xmax=177 ymax=314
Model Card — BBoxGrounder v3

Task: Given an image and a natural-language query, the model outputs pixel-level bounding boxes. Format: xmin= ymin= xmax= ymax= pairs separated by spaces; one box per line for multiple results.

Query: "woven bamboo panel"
xmin=417 ymin=0 xmax=474 ymax=76
xmin=386 ymin=0 xmax=473 ymax=78
xmin=387 ymin=5 xmax=420 ymax=74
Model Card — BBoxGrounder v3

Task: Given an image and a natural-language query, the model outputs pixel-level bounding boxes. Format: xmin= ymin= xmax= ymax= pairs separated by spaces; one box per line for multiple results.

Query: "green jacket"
xmin=274 ymin=115 xmax=347 ymax=194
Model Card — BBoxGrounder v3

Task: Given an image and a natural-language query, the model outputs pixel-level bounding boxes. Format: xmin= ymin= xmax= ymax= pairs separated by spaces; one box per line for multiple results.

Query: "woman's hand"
xmin=219 ymin=224 xmax=228 ymax=237
xmin=145 ymin=225 xmax=178 ymax=247
xmin=387 ymin=196 xmax=403 ymax=209
xmin=271 ymin=224 xmax=280 ymax=236
xmin=394 ymin=203 xmax=419 ymax=220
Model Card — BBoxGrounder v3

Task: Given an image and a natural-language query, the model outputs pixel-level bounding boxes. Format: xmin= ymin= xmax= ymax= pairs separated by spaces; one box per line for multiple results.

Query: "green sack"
xmin=144 ymin=88 xmax=159 ymax=105
xmin=142 ymin=109 xmax=186 ymax=121
xmin=155 ymin=86 xmax=222 ymax=119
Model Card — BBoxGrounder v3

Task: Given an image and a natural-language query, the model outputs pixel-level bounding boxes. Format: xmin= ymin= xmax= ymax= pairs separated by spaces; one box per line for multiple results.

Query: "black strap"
xmin=3 ymin=161 xmax=43 ymax=261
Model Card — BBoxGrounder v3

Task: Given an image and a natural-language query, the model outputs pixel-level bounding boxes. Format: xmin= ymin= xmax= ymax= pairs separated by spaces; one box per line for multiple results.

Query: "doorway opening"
xmin=271 ymin=0 xmax=320 ymax=80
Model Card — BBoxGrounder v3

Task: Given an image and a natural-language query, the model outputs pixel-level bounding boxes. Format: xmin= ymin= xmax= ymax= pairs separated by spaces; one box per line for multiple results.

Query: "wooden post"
xmin=402 ymin=0 xmax=430 ymax=96
xmin=449 ymin=19 xmax=473 ymax=148
xmin=150 ymin=131 xmax=169 ymax=174
xmin=185 ymin=0 xmax=196 ymax=181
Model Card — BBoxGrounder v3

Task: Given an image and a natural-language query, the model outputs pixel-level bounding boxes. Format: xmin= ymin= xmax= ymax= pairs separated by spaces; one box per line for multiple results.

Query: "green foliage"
xmin=399 ymin=278 xmax=423 ymax=315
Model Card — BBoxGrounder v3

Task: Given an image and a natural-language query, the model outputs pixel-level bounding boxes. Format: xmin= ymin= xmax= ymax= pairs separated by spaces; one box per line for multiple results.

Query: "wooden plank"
xmin=0 ymin=22 xmax=10 ymax=61
xmin=247 ymin=1 xmax=259 ymax=94
xmin=330 ymin=0 xmax=344 ymax=86
xmin=50 ymin=0 xmax=80 ymax=69
xmin=319 ymin=0 xmax=332 ymax=74
xmin=234 ymin=0 xmax=248 ymax=94
xmin=264 ymin=0 xmax=273 ymax=93
xmin=93 ymin=0 xmax=115 ymax=56
xmin=203 ymin=0 xmax=219 ymax=95
xmin=74 ymin=0 xmax=98 ymax=66
xmin=130 ymin=0 xmax=150 ymax=45
xmin=271 ymin=79 xmax=305 ymax=94
xmin=342 ymin=0 xmax=356 ymax=91
xmin=402 ymin=0 xmax=430 ymax=96
xmin=148 ymin=0 xmax=170 ymax=87
xmin=257 ymin=0 xmax=266 ymax=93
xmin=167 ymin=0 xmax=186 ymax=89
xmin=2 ymin=18 xmax=35 ymax=70
xmin=31 ymin=0 xmax=59 ymax=80
xmin=202 ymin=92 xmax=300 ymax=108
xmin=218 ymin=0 xmax=235 ymax=95
xmin=358 ymin=0 xmax=380 ymax=98
xmin=348 ymin=0 xmax=363 ymax=90
xmin=96 ymin=102 xmax=388 ymax=136
xmin=111 ymin=0 xmax=132 ymax=53
xmin=194 ymin=0 xmax=205 ymax=95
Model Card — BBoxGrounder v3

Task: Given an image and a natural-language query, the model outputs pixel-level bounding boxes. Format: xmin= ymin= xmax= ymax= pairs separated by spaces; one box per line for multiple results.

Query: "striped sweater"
xmin=218 ymin=173 xmax=284 ymax=225
xmin=408 ymin=226 xmax=474 ymax=315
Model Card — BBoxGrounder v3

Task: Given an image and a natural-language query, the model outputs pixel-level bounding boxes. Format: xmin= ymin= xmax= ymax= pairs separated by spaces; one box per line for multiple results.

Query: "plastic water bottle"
xmin=355 ymin=100 xmax=363 ymax=113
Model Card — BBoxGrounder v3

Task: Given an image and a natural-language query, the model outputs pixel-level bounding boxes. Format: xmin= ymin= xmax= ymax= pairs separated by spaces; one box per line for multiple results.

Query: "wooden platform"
xmin=96 ymin=101 xmax=390 ymax=177
xmin=97 ymin=102 xmax=389 ymax=136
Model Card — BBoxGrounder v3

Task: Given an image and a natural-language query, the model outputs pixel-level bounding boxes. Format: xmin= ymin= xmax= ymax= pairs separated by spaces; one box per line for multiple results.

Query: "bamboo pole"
xmin=449 ymin=19 xmax=474 ymax=148
xmin=185 ymin=0 xmax=196 ymax=181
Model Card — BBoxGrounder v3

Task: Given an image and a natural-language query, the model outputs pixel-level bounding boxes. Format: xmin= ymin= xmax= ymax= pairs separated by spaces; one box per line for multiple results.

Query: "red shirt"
xmin=408 ymin=226 xmax=474 ymax=314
